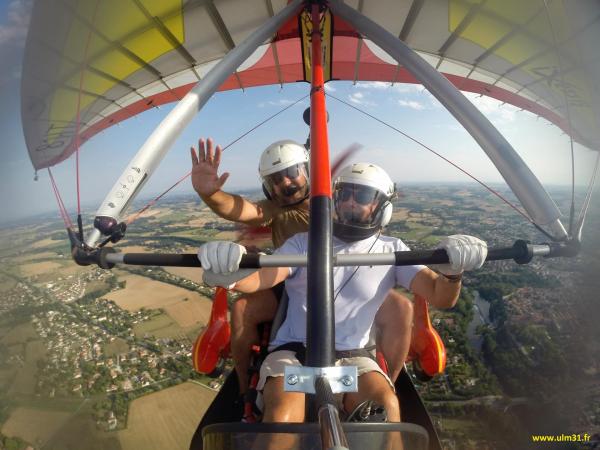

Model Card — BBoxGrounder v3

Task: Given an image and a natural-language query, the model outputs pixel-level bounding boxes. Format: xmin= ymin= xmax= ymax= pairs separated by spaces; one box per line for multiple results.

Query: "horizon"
xmin=2 ymin=179 xmax=593 ymax=229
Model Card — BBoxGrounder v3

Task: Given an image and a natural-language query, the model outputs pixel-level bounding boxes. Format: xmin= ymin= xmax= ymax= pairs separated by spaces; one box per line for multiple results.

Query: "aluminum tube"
xmin=106 ymin=253 xmax=125 ymax=264
xmin=328 ymin=0 xmax=567 ymax=239
xmin=319 ymin=404 xmax=349 ymax=450
xmin=102 ymin=244 xmax=554 ymax=267
xmin=86 ymin=0 xmax=303 ymax=247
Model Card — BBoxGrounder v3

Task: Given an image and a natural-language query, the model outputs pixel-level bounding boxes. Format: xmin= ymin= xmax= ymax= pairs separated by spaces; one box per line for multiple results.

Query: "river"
xmin=466 ymin=290 xmax=490 ymax=353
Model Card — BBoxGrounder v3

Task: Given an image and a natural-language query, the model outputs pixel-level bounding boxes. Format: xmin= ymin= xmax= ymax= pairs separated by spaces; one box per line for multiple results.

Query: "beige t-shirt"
xmin=257 ymin=199 xmax=309 ymax=248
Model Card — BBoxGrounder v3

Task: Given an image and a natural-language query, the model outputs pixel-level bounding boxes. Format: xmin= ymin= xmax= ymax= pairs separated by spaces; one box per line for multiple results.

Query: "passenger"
xmin=198 ymin=162 xmax=488 ymax=423
xmin=191 ymin=139 xmax=413 ymax=395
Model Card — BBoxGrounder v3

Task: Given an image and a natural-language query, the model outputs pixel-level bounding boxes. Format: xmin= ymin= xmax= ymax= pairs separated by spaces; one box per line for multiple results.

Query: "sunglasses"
xmin=335 ymin=184 xmax=380 ymax=205
xmin=267 ymin=164 xmax=303 ymax=185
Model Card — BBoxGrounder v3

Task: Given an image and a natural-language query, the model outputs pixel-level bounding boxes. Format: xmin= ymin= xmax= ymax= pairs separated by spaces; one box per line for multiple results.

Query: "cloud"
xmin=347 ymin=91 xmax=376 ymax=107
xmin=355 ymin=81 xmax=424 ymax=95
xmin=464 ymin=92 xmax=520 ymax=123
xmin=257 ymin=98 xmax=296 ymax=108
xmin=353 ymin=81 xmax=442 ymax=110
xmin=0 ymin=0 xmax=33 ymax=87
xmin=0 ymin=0 xmax=31 ymax=44
xmin=398 ymin=99 xmax=425 ymax=110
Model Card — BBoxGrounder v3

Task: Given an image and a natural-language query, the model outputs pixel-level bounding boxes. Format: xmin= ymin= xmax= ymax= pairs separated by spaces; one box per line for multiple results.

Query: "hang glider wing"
xmin=22 ymin=0 xmax=600 ymax=170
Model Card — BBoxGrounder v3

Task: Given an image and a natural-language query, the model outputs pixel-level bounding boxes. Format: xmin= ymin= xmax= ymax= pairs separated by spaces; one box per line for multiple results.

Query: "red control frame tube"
xmin=306 ymin=3 xmax=335 ymax=370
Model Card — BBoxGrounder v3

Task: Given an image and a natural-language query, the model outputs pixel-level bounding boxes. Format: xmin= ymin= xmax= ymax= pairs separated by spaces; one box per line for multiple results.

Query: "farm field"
xmin=30 ymin=238 xmax=58 ymax=249
xmin=105 ymin=274 xmax=211 ymax=321
xmin=118 ymin=382 xmax=216 ymax=450
xmin=9 ymin=340 xmax=46 ymax=395
xmin=133 ymin=313 xmax=183 ymax=339
xmin=0 ymin=322 xmax=37 ymax=345
xmin=13 ymin=251 xmax=57 ymax=263
xmin=164 ymin=295 xmax=212 ymax=329
xmin=39 ymin=406 xmax=122 ymax=450
xmin=19 ymin=261 xmax=62 ymax=277
xmin=163 ymin=266 xmax=203 ymax=282
xmin=105 ymin=274 xmax=212 ymax=335
xmin=0 ymin=274 xmax=17 ymax=292
xmin=1 ymin=407 xmax=71 ymax=447
xmin=103 ymin=337 xmax=130 ymax=356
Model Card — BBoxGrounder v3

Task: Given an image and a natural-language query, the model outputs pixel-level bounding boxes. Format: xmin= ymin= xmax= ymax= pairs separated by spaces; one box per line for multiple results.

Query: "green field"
xmin=133 ymin=313 xmax=183 ymax=339
xmin=25 ymin=401 xmax=122 ymax=450
xmin=103 ymin=338 xmax=130 ymax=357
xmin=9 ymin=340 xmax=46 ymax=396
xmin=439 ymin=417 xmax=489 ymax=439
xmin=420 ymin=234 xmax=444 ymax=246
xmin=0 ymin=369 xmax=16 ymax=392
xmin=0 ymin=274 xmax=16 ymax=292
xmin=85 ymin=280 xmax=111 ymax=296
xmin=401 ymin=222 xmax=435 ymax=241
xmin=0 ymin=322 xmax=38 ymax=346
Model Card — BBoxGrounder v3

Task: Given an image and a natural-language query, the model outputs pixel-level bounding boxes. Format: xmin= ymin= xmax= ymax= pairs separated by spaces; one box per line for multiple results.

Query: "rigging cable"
xmin=48 ymin=168 xmax=74 ymax=230
xmin=125 ymin=93 xmax=310 ymax=225
xmin=573 ymin=151 xmax=600 ymax=241
xmin=73 ymin=0 xmax=101 ymax=241
xmin=542 ymin=0 xmax=577 ymax=238
xmin=326 ymin=92 xmax=559 ymax=242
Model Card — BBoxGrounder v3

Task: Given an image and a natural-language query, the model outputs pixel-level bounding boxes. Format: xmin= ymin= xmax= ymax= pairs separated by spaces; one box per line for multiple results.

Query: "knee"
xmin=377 ymin=291 xmax=413 ymax=327
xmin=390 ymin=291 xmax=413 ymax=315
xmin=265 ymin=402 xmax=304 ymax=423
xmin=263 ymin=379 xmax=305 ymax=422
xmin=379 ymin=389 xmax=400 ymax=422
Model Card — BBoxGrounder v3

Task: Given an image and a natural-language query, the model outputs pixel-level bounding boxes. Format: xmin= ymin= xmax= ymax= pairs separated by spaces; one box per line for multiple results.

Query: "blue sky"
xmin=0 ymin=0 xmax=597 ymax=224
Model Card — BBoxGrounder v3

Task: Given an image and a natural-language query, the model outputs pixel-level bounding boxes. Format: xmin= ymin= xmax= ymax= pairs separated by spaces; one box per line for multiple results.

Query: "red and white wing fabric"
xmin=22 ymin=0 xmax=600 ymax=172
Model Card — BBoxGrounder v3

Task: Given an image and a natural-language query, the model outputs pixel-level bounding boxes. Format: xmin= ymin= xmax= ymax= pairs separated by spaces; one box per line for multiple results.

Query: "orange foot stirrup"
xmin=407 ymin=295 xmax=447 ymax=381
xmin=192 ymin=287 xmax=231 ymax=376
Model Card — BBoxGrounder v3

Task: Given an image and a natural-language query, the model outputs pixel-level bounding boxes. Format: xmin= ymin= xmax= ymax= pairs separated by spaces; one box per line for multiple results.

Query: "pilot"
xmin=198 ymin=162 xmax=488 ymax=422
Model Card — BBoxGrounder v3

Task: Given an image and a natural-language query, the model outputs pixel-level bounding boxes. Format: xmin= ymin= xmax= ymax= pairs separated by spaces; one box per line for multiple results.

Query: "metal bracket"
xmin=283 ymin=365 xmax=358 ymax=394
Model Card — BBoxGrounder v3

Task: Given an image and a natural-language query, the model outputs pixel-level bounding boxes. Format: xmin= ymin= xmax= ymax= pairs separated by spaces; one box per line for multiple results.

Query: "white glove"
xmin=198 ymin=241 xmax=257 ymax=288
xmin=436 ymin=235 xmax=487 ymax=275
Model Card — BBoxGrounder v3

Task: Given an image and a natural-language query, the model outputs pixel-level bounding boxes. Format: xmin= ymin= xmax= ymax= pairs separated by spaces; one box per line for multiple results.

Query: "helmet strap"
xmin=262 ymin=184 xmax=272 ymax=201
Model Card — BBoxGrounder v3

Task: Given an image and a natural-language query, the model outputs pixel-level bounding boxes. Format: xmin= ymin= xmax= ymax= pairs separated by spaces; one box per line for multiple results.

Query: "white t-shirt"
xmin=270 ymin=232 xmax=426 ymax=351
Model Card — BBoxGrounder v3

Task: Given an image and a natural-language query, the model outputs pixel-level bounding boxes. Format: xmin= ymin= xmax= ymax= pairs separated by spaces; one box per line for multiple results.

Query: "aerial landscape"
xmin=0 ymin=184 xmax=597 ymax=450
xmin=2 ymin=0 xmax=600 ymax=449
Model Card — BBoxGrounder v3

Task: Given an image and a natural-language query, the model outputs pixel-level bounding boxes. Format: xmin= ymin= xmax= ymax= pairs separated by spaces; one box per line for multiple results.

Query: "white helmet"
xmin=259 ymin=140 xmax=310 ymax=204
xmin=333 ymin=163 xmax=395 ymax=241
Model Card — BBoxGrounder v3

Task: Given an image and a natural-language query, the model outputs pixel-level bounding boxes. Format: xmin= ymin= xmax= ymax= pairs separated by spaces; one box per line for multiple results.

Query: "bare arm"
xmin=409 ymin=267 xmax=461 ymax=309
xmin=191 ymin=137 xmax=274 ymax=225
xmin=233 ymin=266 xmax=290 ymax=293
xmin=202 ymin=191 xmax=275 ymax=225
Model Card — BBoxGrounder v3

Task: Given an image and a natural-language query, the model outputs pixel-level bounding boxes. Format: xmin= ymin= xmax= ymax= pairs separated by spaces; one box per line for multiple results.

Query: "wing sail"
xmin=22 ymin=0 xmax=600 ymax=172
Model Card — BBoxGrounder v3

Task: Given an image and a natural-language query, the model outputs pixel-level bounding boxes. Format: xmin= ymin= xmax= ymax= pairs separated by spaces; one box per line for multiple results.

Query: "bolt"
xmin=287 ymin=374 xmax=299 ymax=385
xmin=340 ymin=375 xmax=354 ymax=387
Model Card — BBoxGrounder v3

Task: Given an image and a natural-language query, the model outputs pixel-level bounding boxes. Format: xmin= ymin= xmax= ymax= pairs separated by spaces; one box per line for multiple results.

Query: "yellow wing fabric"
xmin=21 ymin=0 xmax=600 ymax=172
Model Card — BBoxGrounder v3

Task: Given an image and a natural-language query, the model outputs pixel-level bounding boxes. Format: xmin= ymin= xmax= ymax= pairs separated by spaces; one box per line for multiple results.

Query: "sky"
xmin=0 ymin=0 xmax=598 ymax=226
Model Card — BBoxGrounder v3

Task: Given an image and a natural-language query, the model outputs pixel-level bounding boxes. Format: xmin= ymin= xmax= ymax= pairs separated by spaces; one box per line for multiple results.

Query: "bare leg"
xmin=375 ymin=290 xmax=413 ymax=383
xmin=344 ymin=372 xmax=402 ymax=450
xmin=343 ymin=371 xmax=400 ymax=422
xmin=230 ymin=290 xmax=278 ymax=393
xmin=259 ymin=376 xmax=305 ymax=450
xmin=262 ymin=376 xmax=305 ymax=422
